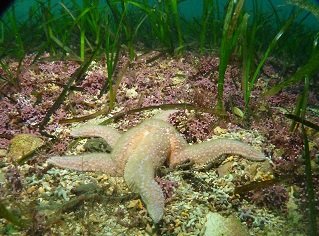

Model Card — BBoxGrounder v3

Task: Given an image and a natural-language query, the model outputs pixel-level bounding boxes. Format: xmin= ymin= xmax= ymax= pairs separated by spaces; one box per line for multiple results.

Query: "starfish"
xmin=48 ymin=114 xmax=266 ymax=223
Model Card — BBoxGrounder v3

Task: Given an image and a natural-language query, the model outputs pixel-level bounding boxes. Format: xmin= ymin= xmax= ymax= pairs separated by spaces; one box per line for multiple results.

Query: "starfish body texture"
xmin=48 ymin=117 xmax=266 ymax=223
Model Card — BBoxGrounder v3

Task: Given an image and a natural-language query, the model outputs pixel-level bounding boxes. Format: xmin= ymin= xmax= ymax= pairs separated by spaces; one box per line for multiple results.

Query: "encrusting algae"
xmin=48 ymin=114 xmax=267 ymax=223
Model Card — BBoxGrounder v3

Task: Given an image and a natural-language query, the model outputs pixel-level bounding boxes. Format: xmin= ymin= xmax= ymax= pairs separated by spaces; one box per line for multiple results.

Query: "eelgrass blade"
xmin=239 ymin=13 xmax=251 ymax=111
xmin=200 ymin=0 xmax=214 ymax=53
xmin=48 ymin=27 xmax=81 ymax=60
xmin=0 ymin=59 xmax=18 ymax=87
xmin=99 ymin=2 xmax=126 ymax=107
xmin=289 ymin=76 xmax=310 ymax=132
xmin=301 ymin=125 xmax=318 ymax=235
xmin=170 ymin=0 xmax=184 ymax=53
xmin=240 ymin=12 xmax=295 ymax=118
xmin=80 ymin=29 xmax=85 ymax=61
xmin=250 ymin=14 xmax=295 ymax=87
xmin=216 ymin=0 xmax=245 ymax=113
xmin=265 ymin=1 xmax=319 ymax=96
xmin=59 ymin=2 xmax=93 ymax=50
xmin=285 ymin=114 xmax=319 ymax=131
xmin=286 ymin=0 xmax=319 ymax=19
xmin=267 ymin=0 xmax=282 ymax=26
xmin=0 ymin=201 xmax=26 ymax=228
xmin=8 ymin=6 xmax=24 ymax=59
xmin=265 ymin=49 xmax=319 ymax=96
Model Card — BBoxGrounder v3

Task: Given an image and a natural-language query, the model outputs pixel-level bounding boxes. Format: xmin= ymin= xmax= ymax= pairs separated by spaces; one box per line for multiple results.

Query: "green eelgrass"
xmin=8 ymin=6 xmax=25 ymax=59
xmin=37 ymin=0 xmax=97 ymax=60
xmin=199 ymin=0 xmax=214 ymax=53
xmin=169 ymin=0 xmax=184 ymax=53
xmin=0 ymin=201 xmax=26 ymax=228
xmin=265 ymin=0 xmax=319 ymax=96
xmin=301 ymin=125 xmax=318 ymax=236
xmin=285 ymin=113 xmax=319 ymax=131
xmin=102 ymin=28 xmax=121 ymax=110
xmin=126 ymin=0 xmax=173 ymax=51
xmin=289 ymin=76 xmax=310 ymax=132
xmin=286 ymin=0 xmax=319 ymax=19
xmin=99 ymin=1 xmax=126 ymax=109
xmin=38 ymin=0 xmax=58 ymax=55
xmin=0 ymin=59 xmax=20 ymax=87
xmin=124 ymin=0 xmax=184 ymax=54
xmin=284 ymin=77 xmax=317 ymax=234
xmin=241 ymin=13 xmax=295 ymax=118
xmin=216 ymin=0 xmax=245 ymax=114
xmin=59 ymin=2 xmax=93 ymax=61
xmin=265 ymin=48 xmax=319 ymax=96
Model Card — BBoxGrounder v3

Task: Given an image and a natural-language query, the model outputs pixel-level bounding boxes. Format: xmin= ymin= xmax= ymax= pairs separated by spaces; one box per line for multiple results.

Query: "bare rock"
xmin=202 ymin=212 xmax=249 ymax=236
xmin=7 ymin=134 xmax=44 ymax=162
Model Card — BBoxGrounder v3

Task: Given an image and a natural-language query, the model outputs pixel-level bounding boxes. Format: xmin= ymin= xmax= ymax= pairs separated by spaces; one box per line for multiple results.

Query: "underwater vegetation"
xmin=0 ymin=0 xmax=318 ymax=235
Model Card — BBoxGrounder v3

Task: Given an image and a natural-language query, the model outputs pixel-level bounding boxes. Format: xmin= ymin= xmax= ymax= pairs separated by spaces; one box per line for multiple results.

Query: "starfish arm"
xmin=122 ymin=121 xmax=172 ymax=223
xmin=124 ymin=154 xmax=165 ymax=223
xmin=70 ymin=124 xmax=122 ymax=147
xmin=169 ymin=139 xmax=266 ymax=168
xmin=167 ymin=132 xmax=188 ymax=164
xmin=47 ymin=153 xmax=120 ymax=176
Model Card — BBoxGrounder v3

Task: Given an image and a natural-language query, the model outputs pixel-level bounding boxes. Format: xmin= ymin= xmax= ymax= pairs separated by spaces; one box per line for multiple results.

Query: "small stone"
xmin=83 ymin=138 xmax=112 ymax=153
xmin=38 ymin=186 xmax=45 ymax=194
xmin=174 ymin=218 xmax=181 ymax=227
xmin=213 ymin=126 xmax=227 ymax=135
xmin=181 ymin=211 xmax=189 ymax=218
xmin=127 ymin=199 xmax=143 ymax=210
xmin=217 ymin=161 xmax=233 ymax=177
xmin=203 ymin=212 xmax=249 ymax=236
xmin=7 ymin=134 xmax=44 ymax=162
xmin=27 ymin=185 xmax=37 ymax=194
xmin=125 ymin=87 xmax=138 ymax=99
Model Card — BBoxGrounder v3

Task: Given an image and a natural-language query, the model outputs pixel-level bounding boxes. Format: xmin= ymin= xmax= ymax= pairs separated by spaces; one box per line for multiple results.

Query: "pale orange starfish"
xmin=48 ymin=116 xmax=266 ymax=223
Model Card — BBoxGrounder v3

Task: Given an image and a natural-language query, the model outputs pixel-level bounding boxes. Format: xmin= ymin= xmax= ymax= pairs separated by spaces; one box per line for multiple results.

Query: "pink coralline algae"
xmin=5 ymin=166 xmax=23 ymax=193
xmin=169 ymin=110 xmax=216 ymax=143
xmin=155 ymin=177 xmax=178 ymax=200
xmin=79 ymin=70 xmax=105 ymax=95
xmin=250 ymin=185 xmax=289 ymax=212
xmin=0 ymin=57 xmax=110 ymax=148
xmin=16 ymin=95 xmax=45 ymax=125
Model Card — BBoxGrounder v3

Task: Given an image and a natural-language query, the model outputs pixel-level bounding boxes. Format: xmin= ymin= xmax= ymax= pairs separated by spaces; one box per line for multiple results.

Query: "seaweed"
xmin=301 ymin=124 xmax=318 ymax=235
xmin=0 ymin=201 xmax=27 ymax=228
xmin=285 ymin=114 xmax=319 ymax=131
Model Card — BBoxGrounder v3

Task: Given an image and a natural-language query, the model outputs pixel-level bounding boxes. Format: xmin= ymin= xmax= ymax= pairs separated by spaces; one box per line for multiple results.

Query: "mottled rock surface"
xmin=203 ymin=212 xmax=249 ymax=236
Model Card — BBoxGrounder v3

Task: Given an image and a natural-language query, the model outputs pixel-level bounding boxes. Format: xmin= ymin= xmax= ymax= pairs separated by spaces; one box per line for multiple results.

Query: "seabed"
xmin=0 ymin=51 xmax=318 ymax=235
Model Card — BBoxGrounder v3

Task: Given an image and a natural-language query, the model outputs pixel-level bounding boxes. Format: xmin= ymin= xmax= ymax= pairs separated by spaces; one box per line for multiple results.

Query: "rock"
xmin=83 ymin=137 xmax=112 ymax=153
xmin=202 ymin=212 xmax=249 ymax=236
xmin=217 ymin=161 xmax=233 ymax=177
xmin=71 ymin=182 xmax=99 ymax=195
xmin=217 ymin=158 xmax=273 ymax=181
xmin=213 ymin=126 xmax=227 ymax=135
xmin=248 ymin=161 xmax=273 ymax=181
xmin=7 ymin=134 xmax=44 ymax=162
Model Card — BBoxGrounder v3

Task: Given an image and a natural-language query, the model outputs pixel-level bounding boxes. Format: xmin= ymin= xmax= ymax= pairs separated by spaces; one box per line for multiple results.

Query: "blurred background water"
xmin=8 ymin=0 xmax=319 ymax=28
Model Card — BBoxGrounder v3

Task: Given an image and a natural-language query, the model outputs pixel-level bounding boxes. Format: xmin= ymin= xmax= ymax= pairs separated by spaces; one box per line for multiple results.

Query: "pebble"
xmin=38 ymin=186 xmax=45 ymax=194
xmin=27 ymin=185 xmax=37 ymax=194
